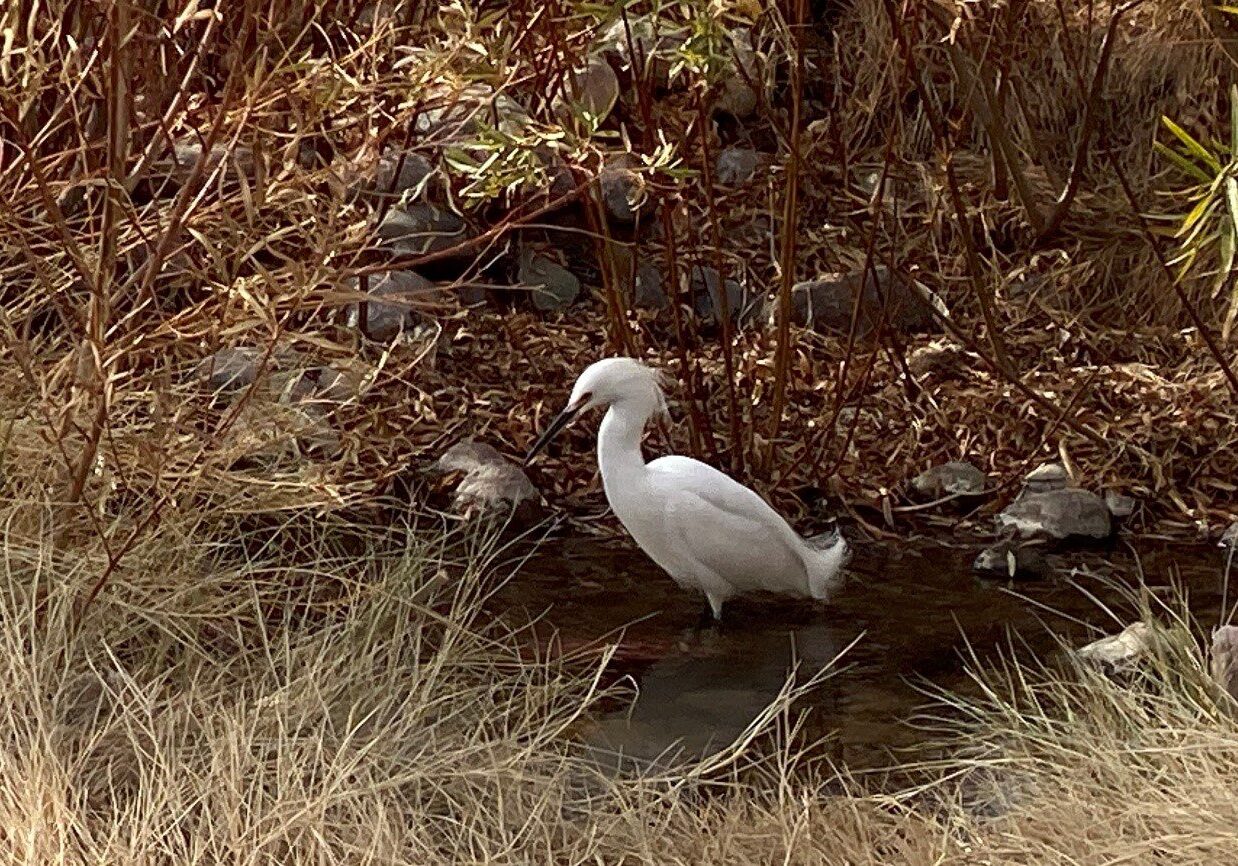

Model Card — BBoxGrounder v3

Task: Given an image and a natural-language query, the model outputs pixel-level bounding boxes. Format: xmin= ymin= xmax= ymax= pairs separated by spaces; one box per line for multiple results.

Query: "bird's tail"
xmin=804 ymin=528 xmax=850 ymax=601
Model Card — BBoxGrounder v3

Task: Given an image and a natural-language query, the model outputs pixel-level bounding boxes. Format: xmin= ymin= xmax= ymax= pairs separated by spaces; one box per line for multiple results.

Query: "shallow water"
xmin=494 ymin=535 xmax=1232 ymax=773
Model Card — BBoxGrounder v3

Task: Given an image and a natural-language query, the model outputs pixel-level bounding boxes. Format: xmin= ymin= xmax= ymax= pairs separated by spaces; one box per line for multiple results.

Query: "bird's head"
xmin=525 ymin=357 xmax=668 ymax=465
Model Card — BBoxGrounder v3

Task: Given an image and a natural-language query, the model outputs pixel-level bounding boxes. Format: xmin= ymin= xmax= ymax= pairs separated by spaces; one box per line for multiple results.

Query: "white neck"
xmin=597 ymin=399 xmax=653 ymax=499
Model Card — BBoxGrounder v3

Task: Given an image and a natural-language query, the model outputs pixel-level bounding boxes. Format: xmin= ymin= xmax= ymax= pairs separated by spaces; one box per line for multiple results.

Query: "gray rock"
xmin=907 ymin=340 xmax=970 ymax=383
xmin=955 ymin=761 xmax=1034 ymax=822
xmin=715 ymin=29 xmax=760 ymax=119
xmin=1210 ymin=625 xmax=1238 ymax=705
xmin=433 ymin=438 xmax=542 ymax=525
xmin=912 ymin=461 xmax=987 ymax=498
xmin=1104 ymin=490 xmax=1137 ymax=518
xmin=1024 ymin=462 xmax=1070 ymax=494
xmin=856 ymin=169 xmax=919 ymax=212
xmin=1219 ymin=520 xmax=1238 ymax=550
xmin=599 ymin=157 xmax=645 ymax=224
xmin=454 ymin=282 xmax=488 ymax=306
xmin=414 ymin=83 xmax=530 ymax=141
xmin=313 ymin=359 xmax=374 ymax=403
xmin=361 ymin=150 xmax=436 ymax=201
xmin=345 ymin=270 xmax=437 ymax=342
xmin=998 ymin=487 xmax=1113 ymax=541
xmin=375 ymin=204 xmax=469 ymax=258
xmin=519 ymin=249 xmax=581 ymax=311
xmin=790 ymin=266 xmax=943 ymax=336
xmin=632 ymin=260 xmax=669 ymax=310
xmin=973 ymin=542 xmax=1052 ymax=581
xmin=716 ymin=147 xmax=761 ymax=185
xmin=690 ymin=264 xmax=764 ymax=327
xmin=536 ymin=147 xmax=577 ymax=201
xmin=195 ymin=347 xmax=263 ymax=394
xmin=155 ymin=139 xmax=255 ymax=195
xmin=434 ymin=439 xmax=507 ymax=475
xmin=1076 ymin=622 xmax=1155 ymax=672
xmin=555 ymin=55 xmax=620 ymax=124
xmin=596 ymin=17 xmax=687 ymax=89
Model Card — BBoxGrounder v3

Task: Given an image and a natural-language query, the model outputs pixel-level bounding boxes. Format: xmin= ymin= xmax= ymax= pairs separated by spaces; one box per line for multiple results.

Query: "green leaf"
xmin=1178 ymin=194 xmax=1219 ymax=235
xmin=1162 ymin=116 xmax=1223 ymax=173
xmin=1172 ymin=246 xmax=1199 ymax=282
xmin=1154 ymin=141 xmax=1214 ymax=183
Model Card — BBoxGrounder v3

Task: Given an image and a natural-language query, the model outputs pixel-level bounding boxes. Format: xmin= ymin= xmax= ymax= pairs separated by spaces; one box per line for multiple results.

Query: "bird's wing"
xmin=646 ymin=456 xmax=808 ymax=595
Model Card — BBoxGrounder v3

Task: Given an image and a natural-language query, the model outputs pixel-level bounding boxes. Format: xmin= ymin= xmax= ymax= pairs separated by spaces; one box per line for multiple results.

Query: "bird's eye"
xmin=576 ymin=391 xmax=593 ymax=408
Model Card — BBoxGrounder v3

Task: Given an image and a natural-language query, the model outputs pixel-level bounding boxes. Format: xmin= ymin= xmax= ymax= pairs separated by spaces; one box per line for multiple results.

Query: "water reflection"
xmin=585 ymin=619 xmax=843 ymax=773
xmin=495 ymin=536 xmax=1228 ymax=772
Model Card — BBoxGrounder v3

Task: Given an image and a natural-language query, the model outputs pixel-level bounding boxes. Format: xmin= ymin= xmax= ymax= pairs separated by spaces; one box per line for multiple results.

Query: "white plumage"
xmin=526 ymin=357 xmax=849 ymax=621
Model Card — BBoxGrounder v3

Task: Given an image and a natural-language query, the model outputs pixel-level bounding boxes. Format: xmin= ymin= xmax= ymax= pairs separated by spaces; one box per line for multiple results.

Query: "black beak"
xmin=524 ymin=405 xmax=579 ymax=466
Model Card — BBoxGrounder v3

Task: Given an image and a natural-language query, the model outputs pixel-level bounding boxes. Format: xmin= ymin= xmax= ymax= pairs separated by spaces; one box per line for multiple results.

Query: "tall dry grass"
xmin=0 ymin=481 xmax=936 ymax=864
xmin=3 ymin=480 xmax=1238 ymax=863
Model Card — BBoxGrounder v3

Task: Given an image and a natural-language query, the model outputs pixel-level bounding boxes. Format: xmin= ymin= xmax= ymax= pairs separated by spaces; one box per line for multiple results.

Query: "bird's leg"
xmin=696 ymin=600 xmax=718 ymax=630
xmin=693 ymin=594 xmax=724 ymax=632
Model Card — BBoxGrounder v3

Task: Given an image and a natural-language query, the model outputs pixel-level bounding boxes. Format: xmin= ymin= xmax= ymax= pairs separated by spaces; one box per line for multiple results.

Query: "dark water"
xmin=493 ymin=535 xmax=1232 ymax=773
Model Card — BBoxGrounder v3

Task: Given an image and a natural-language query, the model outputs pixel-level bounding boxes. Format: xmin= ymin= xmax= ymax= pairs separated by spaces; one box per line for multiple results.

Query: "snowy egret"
xmin=525 ymin=357 xmax=849 ymax=621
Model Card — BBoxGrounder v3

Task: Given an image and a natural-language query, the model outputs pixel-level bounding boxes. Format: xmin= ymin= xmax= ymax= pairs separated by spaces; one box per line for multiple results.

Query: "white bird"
xmin=525 ymin=357 xmax=849 ymax=622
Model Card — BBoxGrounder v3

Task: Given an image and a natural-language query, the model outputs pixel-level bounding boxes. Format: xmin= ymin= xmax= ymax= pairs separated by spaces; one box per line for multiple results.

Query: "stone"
xmin=555 ymin=55 xmax=620 ymax=124
xmin=632 ymin=260 xmax=669 ymax=310
xmin=1211 ymin=626 xmax=1238 ymax=705
xmin=690 ymin=264 xmax=764 ymax=327
xmin=1024 ymin=462 xmax=1070 ymax=494
xmin=856 ymin=169 xmax=919 ymax=213
xmin=313 ymin=359 xmax=374 ymax=403
xmin=998 ymin=487 xmax=1113 ymax=541
xmin=224 ymin=386 xmax=341 ymax=463
xmin=345 ymin=270 xmax=437 ymax=342
xmin=519 ymin=248 xmax=581 ymax=311
xmin=375 ymin=204 xmax=469 ymax=258
xmin=973 ymin=542 xmax=1052 ymax=581
xmin=1076 ymin=622 xmax=1155 ymax=672
xmin=156 ymin=139 xmax=255 ymax=194
xmin=360 ymin=150 xmax=436 ymax=201
xmin=194 ymin=347 xmax=262 ymax=394
xmin=414 ymin=82 xmax=530 ymax=141
xmin=911 ymin=461 xmax=987 ymax=498
xmin=536 ymin=147 xmax=577 ymax=201
xmin=789 ymin=265 xmax=943 ymax=336
xmin=596 ymin=17 xmax=687 ymax=89
xmin=434 ymin=439 xmax=507 ymax=475
xmin=433 ymin=438 xmax=542 ymax=525
xmin=193 ymin=346 xmax=325 ymax=405
xmin=1219 ymin=520 xmax=1238 ymax=550
xmin=1104 ymin=490 xmax=1137 ymax=518
xmin=956 ymin=761 xmax=1033 ymax=822
xmin=715 ymin=29 xmax=760 ymax=119
xmin=716 ymin=147 xmax=761 ymax=185
xmin=907 ymin=340 xmax=970 ymax=383
xmin=454 ymin=282 xmax=488 ymax=306
xmin=598 ymin=156 xmax=645 ymax=224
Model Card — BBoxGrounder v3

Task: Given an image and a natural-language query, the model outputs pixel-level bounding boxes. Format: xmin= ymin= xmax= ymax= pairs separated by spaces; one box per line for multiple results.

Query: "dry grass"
xmin=2 ymin=483 xmax=1238 ymax=863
